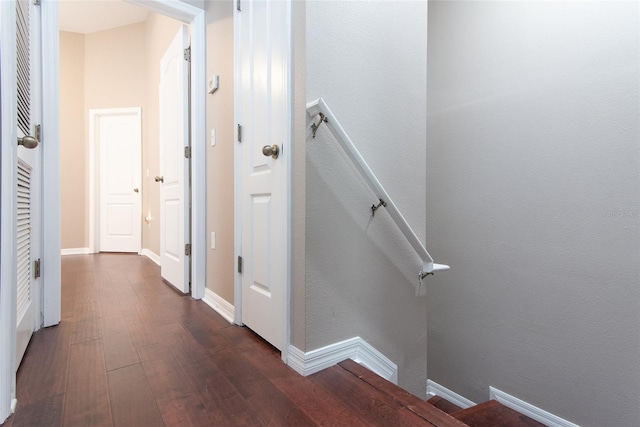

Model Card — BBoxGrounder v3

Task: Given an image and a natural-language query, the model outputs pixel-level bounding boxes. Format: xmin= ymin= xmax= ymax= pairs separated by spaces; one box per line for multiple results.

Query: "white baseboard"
xmin=202 ymin=288 xmax=235 ymax=324
xmin=10 ymin=398 xmax=16 ymax=413
xmin=426 ymin=379 xmax=476 ymax=409
xmin=140 ymin=249 xmax=160 ymax=266
xmin=490 ymin=387 xmax=579 ymax=427
xmin=287 ymin=337 xmax=398 ymax=384
xmin=61 ymin=247 xmax=91 ymax=256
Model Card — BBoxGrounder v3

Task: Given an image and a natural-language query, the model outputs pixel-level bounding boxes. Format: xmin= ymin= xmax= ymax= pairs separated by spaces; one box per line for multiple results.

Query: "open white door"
xmin=159 ymin=26 xmax=190 ymax=294
xmin=95 ymin=108 xmax=142 ymax=253
xmin=15 ymin=0 xmax=42 ymax=366
xmin=237 ymin=0 xmax=290 ymax=351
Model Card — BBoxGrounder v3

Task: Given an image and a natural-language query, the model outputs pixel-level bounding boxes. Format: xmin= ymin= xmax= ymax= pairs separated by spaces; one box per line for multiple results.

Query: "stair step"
xmin=427 ymin=395 xmax=463 ymax=414
xmin=337 ymin=359 xmax=467 ymax=426
xmin=452 ymin=400 xmax=547 ymax=427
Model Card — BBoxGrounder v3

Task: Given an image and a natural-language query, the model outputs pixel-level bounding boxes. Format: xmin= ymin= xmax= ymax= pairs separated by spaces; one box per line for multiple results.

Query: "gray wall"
xmin=305 ymin=1 xmax=429 ymax=397
xmin=426 ymin=1 xmax=640 ymax=425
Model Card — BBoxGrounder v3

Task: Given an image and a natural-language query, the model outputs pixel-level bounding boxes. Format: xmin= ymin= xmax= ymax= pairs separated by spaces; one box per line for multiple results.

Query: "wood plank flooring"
xmin=5 ymin=253 xmax=447 ymax=427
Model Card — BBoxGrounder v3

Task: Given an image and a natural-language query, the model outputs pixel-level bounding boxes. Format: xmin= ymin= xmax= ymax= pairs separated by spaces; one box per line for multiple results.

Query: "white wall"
xmin=426 ymin=1 xmax=640 ymax=425
xmin=305 ymin=0 xmax=429 ymax=397
xmin=307 ymin=1 xmax=427 ymax=238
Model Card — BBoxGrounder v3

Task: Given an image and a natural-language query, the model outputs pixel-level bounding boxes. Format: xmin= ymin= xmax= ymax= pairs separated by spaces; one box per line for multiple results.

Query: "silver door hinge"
xmin=184 ymin=146 xmax=191 ymax=158
xmin=34 ymin=259 xmax=41 ymax=279
xmin=33 ymin=0 xmax=41 ymax=5
xmin=237 ymin=256 xmax=243 ymax=273
xmin=185 ymin=244 xmax=191 ymax=256
xmin=184 ymin=47 xmax=191 ymax=62
xmin=35 ymin=124 xmax=41 ymax=144
xmin=236 ymin=0 xmax=241 ymax=11
xmin=237 ymin=124 xmax=242 ymax=142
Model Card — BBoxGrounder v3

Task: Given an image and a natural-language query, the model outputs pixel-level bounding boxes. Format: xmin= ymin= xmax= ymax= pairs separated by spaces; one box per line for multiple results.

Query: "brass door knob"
xmin=262 ymin=144 xmax=279 ymax=159
xmin=154 ymin=176 xmax=164 ymax=183
xmin=133 ymin=188 xmax=139 ymax=193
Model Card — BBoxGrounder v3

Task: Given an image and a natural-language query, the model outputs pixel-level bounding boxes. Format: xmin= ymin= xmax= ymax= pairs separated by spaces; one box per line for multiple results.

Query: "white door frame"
xmin=1 ymin=0 xmax=205 ymax=422
xmin=124 ymin=0 xmax=207 ymax=300
xmin=234 ymin=0 xmax=293 ymax=362
xmin=89 ymin=107 xmax=142 ymax=254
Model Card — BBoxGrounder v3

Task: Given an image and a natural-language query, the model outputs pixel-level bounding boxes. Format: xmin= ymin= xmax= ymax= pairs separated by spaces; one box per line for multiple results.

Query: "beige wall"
xmin=60 ymin=32 xmax=87 ymax=249
xmin=205 ymin=0 xmax=235 ymax=304
xmin=84 ymin=23 xmax=146 ymax=111
xmin=60 ymin=16 xmax=181 ymax=255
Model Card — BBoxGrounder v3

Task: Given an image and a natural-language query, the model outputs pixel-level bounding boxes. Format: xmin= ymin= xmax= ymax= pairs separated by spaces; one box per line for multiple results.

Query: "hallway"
xmin=5 ymin=254 xmax=329 ymax=426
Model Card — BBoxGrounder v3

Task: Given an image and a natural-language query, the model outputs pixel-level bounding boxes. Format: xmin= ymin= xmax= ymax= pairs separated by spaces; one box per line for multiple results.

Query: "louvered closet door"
xmin=15 ymin=0 xmax=42 ymax=367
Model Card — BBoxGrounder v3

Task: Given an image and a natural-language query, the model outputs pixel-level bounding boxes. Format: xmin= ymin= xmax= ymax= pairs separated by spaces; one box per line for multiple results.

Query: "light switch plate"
xmin=211 ymin=128 xmax=216 ymax=146
xmin=211 ymin=232 xmax=216 ymax=249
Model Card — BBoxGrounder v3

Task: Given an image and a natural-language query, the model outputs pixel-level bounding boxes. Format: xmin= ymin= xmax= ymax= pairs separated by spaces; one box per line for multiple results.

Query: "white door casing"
xmin=16 ymin=0 xmax=43 ymax=368
xmin=236 ymin=0 xmax=291 ymax=352
xmin=94 ymin=108 xmax=142 ymax=253
xmin=159 ymin=25 xmax=190 ymax=294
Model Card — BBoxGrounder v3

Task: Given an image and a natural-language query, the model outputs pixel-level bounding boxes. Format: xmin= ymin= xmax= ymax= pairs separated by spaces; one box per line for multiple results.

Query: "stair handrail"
xmin=307 ymin=98 xmax=450 ymax=287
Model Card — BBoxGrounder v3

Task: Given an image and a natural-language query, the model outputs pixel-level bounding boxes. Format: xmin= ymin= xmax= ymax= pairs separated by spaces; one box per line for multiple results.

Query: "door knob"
xmin=133 ymin=188 xmax=139 ymax=193
xmin=17 ymin=135 xmax=38 ymax=149
xmin=154 ymin=176 xmax=164 ymax=183
xmin=262 ymin=144 xmax=279 ymax=159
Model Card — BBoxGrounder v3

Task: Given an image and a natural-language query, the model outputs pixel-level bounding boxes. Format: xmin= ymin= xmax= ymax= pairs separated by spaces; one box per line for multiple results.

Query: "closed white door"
xmin=95 ymin=108 xmax=142 ymax=253
xmin=237 ymin=0 xmax=290 ymax=351
xmin=16 ymin=0 xmax=42 ymax=366
xmin=159 ymin=26 xmax=189 ymax=293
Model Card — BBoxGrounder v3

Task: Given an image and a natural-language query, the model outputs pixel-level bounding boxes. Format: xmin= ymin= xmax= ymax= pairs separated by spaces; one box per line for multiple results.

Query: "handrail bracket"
xmin=371 ymin=198 xmax=387 ymax=218
xmin=311 ymin=112 xmax=328 ymax=138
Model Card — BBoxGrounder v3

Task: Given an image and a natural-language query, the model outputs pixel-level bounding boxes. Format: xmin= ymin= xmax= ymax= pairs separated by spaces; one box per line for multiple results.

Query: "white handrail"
xmin=307 ymin=98 xmax=449 ymax=282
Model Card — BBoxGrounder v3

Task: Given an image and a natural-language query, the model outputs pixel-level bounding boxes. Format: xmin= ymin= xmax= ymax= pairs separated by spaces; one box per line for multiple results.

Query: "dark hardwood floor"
xmin=4 ymin=253 xmax=443 ymax=427
xmin=4 ymin=253 xmax=543 ymax=427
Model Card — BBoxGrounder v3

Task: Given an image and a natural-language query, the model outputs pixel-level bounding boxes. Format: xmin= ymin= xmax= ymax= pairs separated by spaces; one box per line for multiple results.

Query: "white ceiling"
xmin=58 ymin=0 xmax=149 ymax=34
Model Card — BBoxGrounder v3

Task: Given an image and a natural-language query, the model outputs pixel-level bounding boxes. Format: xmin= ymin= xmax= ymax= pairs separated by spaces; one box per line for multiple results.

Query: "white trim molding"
xmin=490 ymin=387 xmax=580 ymax=427
xmin=41 ymin=0 xmax=61 ymax=329
xmin=202 ymin=288 xmax=235 ymax=324
xmin=426 ymin=380 xmax=476 ymax=409
xmin=140 ymin=249 xmax=160 ymax=266
xmin=61 ymin=248 xmax=91 ymax=256
xmin=287 ymin=337 xmax=398 ymax=384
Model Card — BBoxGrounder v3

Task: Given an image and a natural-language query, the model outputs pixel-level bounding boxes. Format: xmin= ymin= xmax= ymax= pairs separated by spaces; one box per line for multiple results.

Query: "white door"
xmin=159 ymin=26 xmax=190 ymax=293
xmin=95 ymin=108 xmax=142 ymax=253
xmin=16 ymin=0 xmax=42 ymax=366
xmin=237 ymin=0 xmax=290 ymax=351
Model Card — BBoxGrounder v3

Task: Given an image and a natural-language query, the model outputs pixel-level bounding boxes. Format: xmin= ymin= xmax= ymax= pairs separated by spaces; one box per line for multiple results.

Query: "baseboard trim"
xmin=10 ymin=398 xmax=17 ymax=413
xmin=490 ymin=387 xmax=579 ymax=427
xmin=287 ymin=337 xmax=398 ymax=384
xmin=140 ymin=249 xmax=160 ymax=266
xmin=61 ymin=247 xmax=91 ymax=256
xmin=426 ymin=380 xmax=476 ymax=409
xmin=202 ymin=288 xmax=235 ymax=324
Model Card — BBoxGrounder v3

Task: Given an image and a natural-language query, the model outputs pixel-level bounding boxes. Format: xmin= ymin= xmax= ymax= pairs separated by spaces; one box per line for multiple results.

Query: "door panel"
xmin=15 ymin=0 xmax=41 ymax=366
xmin=238 ymin=0 xmax=289 ymax=351
xmin=159 ymin=25 xmax=189 ymax=293
xmin=97 ymin=110 xmax=142 ymax=253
